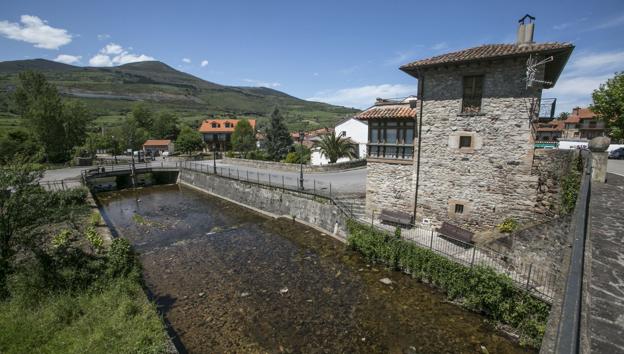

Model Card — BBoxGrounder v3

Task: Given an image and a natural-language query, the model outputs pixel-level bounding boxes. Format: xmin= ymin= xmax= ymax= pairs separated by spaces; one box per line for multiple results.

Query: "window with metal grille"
xmin=367 ymin=119 xmax=416 ymax=159
xmin=462 ymin=75 xmax=484 ymax=114
xmin=459 ymin=136 xmax=472 ymax=148
xmin=454 ymin=204 xmax=464 ymax=214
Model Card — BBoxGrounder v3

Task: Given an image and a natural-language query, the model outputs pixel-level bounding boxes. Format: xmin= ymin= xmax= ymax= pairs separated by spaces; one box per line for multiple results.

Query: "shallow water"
xmin=97 ymin=185 xmax=533 ymax=354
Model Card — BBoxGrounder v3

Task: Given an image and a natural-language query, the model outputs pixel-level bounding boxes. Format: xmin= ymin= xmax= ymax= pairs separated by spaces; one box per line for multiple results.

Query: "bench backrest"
xmin=438 ymin=222 xmax=474 ymax=243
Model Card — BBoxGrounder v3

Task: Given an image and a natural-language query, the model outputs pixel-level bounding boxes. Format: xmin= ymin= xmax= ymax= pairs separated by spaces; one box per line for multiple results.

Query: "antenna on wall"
xmin=526 ymin=54 xmax=554 ymax=88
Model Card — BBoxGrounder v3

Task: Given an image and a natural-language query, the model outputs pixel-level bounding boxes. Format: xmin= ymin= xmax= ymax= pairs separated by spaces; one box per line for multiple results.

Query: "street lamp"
xmin=299 ymin=130 xmax=305 ymax=190
xmin=212 ymin=143 xmax=217 ymax=174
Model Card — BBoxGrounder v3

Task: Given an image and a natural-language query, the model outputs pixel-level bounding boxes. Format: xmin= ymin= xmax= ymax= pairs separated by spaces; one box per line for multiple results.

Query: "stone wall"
xmin=222 ymin=157 xmax=366 ymax=173
xmin=178 ymin=169 xmax=349 ymax=238
xmin=365 ymin=161 xmax=415 ymax=216
xmin=531 ymin=149 xmax=578 ymax=218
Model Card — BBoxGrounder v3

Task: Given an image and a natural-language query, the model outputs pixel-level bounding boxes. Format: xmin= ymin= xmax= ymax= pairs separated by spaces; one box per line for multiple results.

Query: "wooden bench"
xmin=437 ymin=222 xmax=474 ymax=244
xmin=379 ymin=209 xmax=413 ymax=226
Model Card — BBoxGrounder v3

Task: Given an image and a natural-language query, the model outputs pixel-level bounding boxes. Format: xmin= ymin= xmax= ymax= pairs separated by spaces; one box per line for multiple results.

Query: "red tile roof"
xmin=400 ymin=43 xmax=573 ymax=70
xmin=535 ymin=120 xmax=565 ymax=132
xmin=143 ymin=139 xmax=172 ymax=147
xmin=564 ymin=107 xmax=597 ymax=124
xmin=199 ymin=119 xmax=256 ymax=133
xmin=355 ymin=100 xmax=417 ymax=120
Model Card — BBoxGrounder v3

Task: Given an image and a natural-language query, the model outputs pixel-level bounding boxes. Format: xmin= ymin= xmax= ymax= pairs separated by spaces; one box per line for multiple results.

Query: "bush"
xmin=497 ymin=218 xmax=519 ymax=233
xmin=246 ymin=149 xmax=269 ymax=161
xmin=85 ymin=227 xmax=104 ymax=252
xmin=106 ymin=238 xmax=140 ymax=280
xmin=89 ymin=211 xmax=102 ymax=227
xmin=54 ymin=187 xmax=88 ymax=206
xmin=346 ymin=220 xmax=550 ymax=347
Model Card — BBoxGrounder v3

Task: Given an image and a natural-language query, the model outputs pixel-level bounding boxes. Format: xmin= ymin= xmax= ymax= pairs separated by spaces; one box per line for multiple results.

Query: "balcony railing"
xmin=367 ymin=143 xmax=414 ymax=160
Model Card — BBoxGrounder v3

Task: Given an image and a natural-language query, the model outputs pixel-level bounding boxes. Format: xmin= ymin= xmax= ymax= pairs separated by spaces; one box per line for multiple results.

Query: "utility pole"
xmin=299 ymin=130 xmax=305 ymax=190
xmin=212 ymin=143 xmax=217 ymax=174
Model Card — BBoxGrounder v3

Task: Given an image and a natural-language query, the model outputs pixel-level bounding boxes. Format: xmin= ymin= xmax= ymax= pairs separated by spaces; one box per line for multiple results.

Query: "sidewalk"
xmin=585 ymin=173 xmax=624 ymax=353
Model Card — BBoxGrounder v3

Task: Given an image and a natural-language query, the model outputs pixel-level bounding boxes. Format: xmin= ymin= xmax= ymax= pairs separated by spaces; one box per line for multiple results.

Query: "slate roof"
xmin=355 ymin=100 xmax=417 ymax=120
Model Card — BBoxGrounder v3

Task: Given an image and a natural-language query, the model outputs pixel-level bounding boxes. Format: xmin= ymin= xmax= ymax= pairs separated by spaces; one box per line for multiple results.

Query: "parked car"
xmin=609 ymin=147 xmax=624 ymax=159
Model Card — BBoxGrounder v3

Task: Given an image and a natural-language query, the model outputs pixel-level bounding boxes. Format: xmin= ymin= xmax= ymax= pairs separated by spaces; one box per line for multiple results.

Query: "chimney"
xmin=517 ymin=14 xmax=536 ymax=46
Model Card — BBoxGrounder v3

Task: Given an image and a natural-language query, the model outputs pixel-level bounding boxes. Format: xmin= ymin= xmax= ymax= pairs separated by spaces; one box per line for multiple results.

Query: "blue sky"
xmin=0 ymin=0 xmax=623 ymax=113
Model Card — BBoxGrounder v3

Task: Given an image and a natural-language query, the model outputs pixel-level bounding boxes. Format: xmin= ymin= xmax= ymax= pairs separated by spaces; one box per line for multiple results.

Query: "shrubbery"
xmin=497 ymin=218 xmax=519 ymax=233
xmin=346 ymin=220 xmax=550 ymax=347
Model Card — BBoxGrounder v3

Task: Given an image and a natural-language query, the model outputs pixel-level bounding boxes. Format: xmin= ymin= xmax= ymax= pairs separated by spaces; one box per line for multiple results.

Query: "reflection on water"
xmin=97 ymin=185 xmax=533 ymax=354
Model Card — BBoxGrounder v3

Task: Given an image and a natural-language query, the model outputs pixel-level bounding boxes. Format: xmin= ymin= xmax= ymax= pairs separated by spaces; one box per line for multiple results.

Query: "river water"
xmin=97 ymin=185 xmax=532 ymax=354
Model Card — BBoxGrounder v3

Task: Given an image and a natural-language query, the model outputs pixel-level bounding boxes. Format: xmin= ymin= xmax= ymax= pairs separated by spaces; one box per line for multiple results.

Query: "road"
xmin=607 ymin=159 xmax=624 ymax=177
xmin=42 ymin=159 xmax=367 ymax=195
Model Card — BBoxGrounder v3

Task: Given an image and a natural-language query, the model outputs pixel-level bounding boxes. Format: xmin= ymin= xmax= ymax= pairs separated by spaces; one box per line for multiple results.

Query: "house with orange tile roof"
xmin=198 ymin=119 xmax=256 ymax=151
xmin=143 ymin=139 xmax=174 ymax=156
xmin=356 ymin=15 xmax=575 ymax=231
xmin=562 ymin=107 xmax=605 ymax=140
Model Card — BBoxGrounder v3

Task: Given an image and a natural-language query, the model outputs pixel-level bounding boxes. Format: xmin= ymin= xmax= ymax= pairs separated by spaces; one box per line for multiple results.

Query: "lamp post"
xmin=212 ymin=143 xmax=217 ymax=174
xmin=299 ymin=130 xmax=305 ymax=190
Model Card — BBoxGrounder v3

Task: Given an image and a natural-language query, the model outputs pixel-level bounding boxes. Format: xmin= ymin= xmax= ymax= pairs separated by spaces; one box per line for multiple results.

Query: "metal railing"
xmin=553 ymin=151 xmax=592 ymax=354
xmin=40 ymin=179 xmax=83 ymax=191
xmin=364 ymin=216 xmax=559 ymax=303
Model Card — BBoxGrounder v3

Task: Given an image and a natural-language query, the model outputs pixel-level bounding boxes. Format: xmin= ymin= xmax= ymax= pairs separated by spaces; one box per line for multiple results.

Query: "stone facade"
xmin=366 ymin=56 xmax=578 ymax=231
xmin=531 ymin=149 xmax=578 ymax=218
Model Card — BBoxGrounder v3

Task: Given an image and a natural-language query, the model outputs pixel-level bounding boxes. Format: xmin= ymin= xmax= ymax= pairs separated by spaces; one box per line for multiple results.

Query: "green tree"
xmin=591 ymin=72 xmax=624 ymax=141
xmin=12 ymin=71 xmax=91 ymax=162
xmin=558 ymin=112 xmax=569 ymax=120
xmin=119 ymin=116 xmax=149 ymax=151
xmin=265 ymin=107 xmax=293 ymax=161
xmin=131 ymin=103 xmax=153 ymax=129
xmin=315 ymin=131 xmax=356 ymax=163
xmin=284 ymin=144 xmax=311 ymax=164
xmin=231 ymin=119 xmax=256 ymax=157
xmin=176 ymin=125 xmax=204 ymax=155
xmin=0 ymin=129 xmax=43 ymax=165
xmin=150 ymin=111 xmax=179 ymax=140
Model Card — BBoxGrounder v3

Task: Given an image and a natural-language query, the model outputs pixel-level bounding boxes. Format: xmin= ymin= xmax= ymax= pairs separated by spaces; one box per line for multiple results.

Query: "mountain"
xmin=0 ymin=59 xmax=359 ymax=131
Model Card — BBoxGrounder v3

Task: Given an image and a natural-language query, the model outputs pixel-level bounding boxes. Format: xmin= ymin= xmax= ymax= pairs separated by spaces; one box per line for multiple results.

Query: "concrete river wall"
xmin=178 ymin=168 xmax=349 ymax=239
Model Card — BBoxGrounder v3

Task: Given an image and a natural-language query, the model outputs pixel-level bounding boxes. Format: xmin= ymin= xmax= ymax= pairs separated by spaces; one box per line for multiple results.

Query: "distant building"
xmin=335 ymin=116 xmax=369 ymax=158
xmin=562 ymin=107 xmax=605 ymax=140
xmin=143 ymin=139 xmax=174 ymax=156
xmin=198 ymin=119 xmax=256 ymax=151
xmin=534 ymin=119 xmax=564 ymax=142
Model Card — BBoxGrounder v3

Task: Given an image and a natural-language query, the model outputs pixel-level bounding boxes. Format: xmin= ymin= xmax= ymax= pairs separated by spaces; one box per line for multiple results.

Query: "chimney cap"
xmin=518 ymin=14 xmax=535 ymax=24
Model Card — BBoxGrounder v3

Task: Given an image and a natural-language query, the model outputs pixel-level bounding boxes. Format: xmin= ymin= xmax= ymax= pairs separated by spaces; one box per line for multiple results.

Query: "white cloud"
xmin=89 ymin=53 xmax=112 ymax=66
xmin=243 ymin=79 xmax=281 ymax=88
xmin=0 ymin=15 xmax=72 ymax=49
xmin=307 ymin=84 xmax=418 ymax=108
xmin=53 ymin=54 xmax=81 ymax=64
xmin=101 ymin=43 xmax=123 ymax=55
xmin=89 ymin=43 xmax=154 ymax=67
xmin=589 ymin=13 xmax=624 ymax=31
xmin=97 ymin=33 xmax=110 ymax=40
xmin=431 ymin=42 xmax=448 ymax=51
xmin=182 ymin=58 xmax=191 ymax=63
xmin=201 ymin=60 xmax=209 ymax=67
xmin=545 ymin=50 xmax=624 ymax=113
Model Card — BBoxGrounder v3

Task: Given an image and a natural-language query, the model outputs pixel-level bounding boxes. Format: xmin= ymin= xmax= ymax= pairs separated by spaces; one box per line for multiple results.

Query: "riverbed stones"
xmin=380 ymin=277 xmax=393 ymax=285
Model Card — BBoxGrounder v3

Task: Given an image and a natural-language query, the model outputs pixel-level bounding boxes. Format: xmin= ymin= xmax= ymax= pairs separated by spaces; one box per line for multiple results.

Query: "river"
xmin=96 ymin=184 xmax=532 ymax=354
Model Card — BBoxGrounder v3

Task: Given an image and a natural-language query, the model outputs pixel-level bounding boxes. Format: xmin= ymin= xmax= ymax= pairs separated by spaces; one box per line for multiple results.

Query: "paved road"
xmin=607 ymin=159 xmax=624 ymax=176
xmin=43 ymin=159 xmax=367 ymax=195
xmin=197 ymin=160 xmax=367 ymax=195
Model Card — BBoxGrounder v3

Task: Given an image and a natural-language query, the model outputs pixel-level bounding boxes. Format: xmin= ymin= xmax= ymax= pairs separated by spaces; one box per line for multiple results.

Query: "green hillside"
xmin=0 ymin=59 xmax=359 ymax=132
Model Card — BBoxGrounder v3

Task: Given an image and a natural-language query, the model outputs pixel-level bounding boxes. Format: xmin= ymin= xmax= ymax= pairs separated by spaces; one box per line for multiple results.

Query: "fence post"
xmin=470 ymin=247 xmax=476 ymax=267
xmin=237 ymin=169 xmax=240 ymax=180
xmin=61 ymin=180 xmax=65 ymax=190
xmin=329 ymin=183 xmax=332 ymax=198
xmin=429 ymin=229 xmax=434 ymax=250
xmin=313 ymin=180 xmax=316 ymax=195
xmin=282 ymin=176 xmax=285 ymax=190
xmin=257 ymin=172 xmax=260 ymax=184
xmin=526 ymin=264 xmax=533 ymax=289
xmin=246 ymin=170 xmax=249 ymax=181
xmin=268 ymin=173 xmax=271 ymax=186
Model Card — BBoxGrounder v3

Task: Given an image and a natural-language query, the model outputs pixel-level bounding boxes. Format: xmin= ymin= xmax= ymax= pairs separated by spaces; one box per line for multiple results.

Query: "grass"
xmin=0 ymin=277 xmax=168 ymax=354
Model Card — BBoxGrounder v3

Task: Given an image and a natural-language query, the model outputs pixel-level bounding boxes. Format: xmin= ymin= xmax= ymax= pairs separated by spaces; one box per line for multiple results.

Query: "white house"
xmin=311 ymin=117 xmax=368 ymax=165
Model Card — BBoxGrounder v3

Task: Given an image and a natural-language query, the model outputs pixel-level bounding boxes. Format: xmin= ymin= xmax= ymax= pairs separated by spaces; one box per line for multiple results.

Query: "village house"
xmin=142 ymin=139 xmax=174 ymax=157
xmin=198 ymin=118 xmax=256 ymax=151
xmin=562 ymin=107 xmax=606 ymax=140
xmin=358 ymin=16 xmax=575 ymax=231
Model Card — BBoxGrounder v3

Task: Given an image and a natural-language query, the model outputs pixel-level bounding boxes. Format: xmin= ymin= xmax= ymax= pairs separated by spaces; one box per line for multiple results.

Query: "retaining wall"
xmin=222 ymin=157 xmax=366 ymax=173
xmin=178 ymin=169 xmax=349 ymax=238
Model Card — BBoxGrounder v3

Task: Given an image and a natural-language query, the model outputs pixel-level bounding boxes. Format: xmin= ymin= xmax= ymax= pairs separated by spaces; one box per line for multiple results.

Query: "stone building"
xmin=358 ymin=17 xmax=575 ymax=231
xmin=562 ymin=107 xmax=606 ymax=140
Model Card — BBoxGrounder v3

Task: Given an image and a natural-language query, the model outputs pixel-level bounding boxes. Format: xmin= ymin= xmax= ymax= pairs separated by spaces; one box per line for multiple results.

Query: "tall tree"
xmin=175 ymin=125 xmax=204 ymax=155
xmin=592 ymin=72 xmax=624 ymax=141
xmin=315 ymin=131 xmax=356 ymax=163
xmin=131 ymin=103 xmax=153 ymax=129
xmin=119 ymin=115 xmax=150 ymax=151
xmin=231 ymin=119 xmax=256 ymax=157
xmin=0 ymin=129 xmax=43 ymax=165
xmin=13 ymin=71 xmax=91 ymax=163
xmin=265 ymin=107 xmax=293 ymax=161
xmin=150 ymin=111 xmax=180 ymax=140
